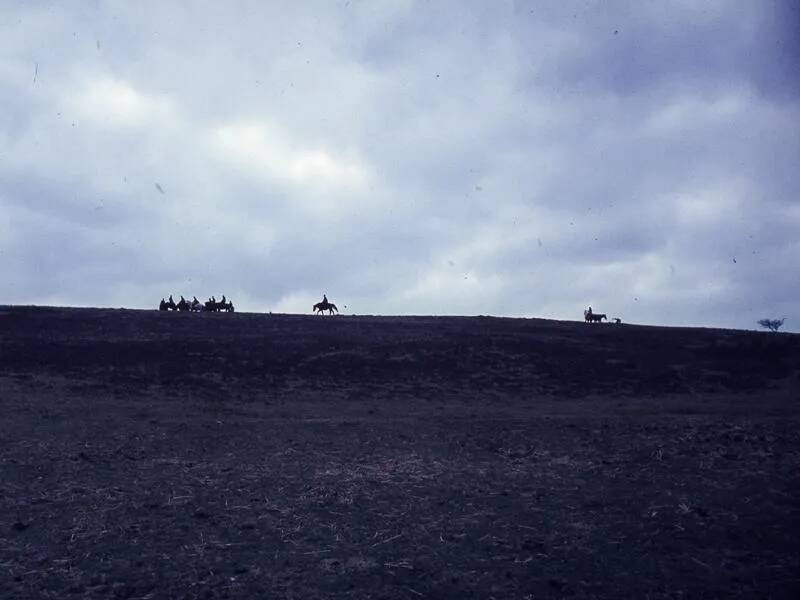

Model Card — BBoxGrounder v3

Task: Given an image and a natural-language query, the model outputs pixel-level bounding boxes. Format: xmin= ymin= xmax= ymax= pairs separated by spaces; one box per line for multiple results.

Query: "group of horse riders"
xmin=159 ymin=295 xmax=234 ymax=313
xmin=160 ymin=294 xmax=615 ymax=321
xmin=158 ymin=293 xmax=622 ymax=322
xmin=158 ymin=293 xmax=338 ymax=314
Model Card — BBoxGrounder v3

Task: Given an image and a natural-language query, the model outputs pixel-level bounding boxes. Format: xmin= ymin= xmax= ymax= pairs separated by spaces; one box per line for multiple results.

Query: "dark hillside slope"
xmin=1 ymin=306 xmax=799 ymax=599
xmin=1 ymin=306 xmax=798 ymax=401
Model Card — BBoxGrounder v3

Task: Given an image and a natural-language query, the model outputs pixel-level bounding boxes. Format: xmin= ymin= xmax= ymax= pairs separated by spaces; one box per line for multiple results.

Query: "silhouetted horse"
xmin=585 ymin=312 xmax=607 ymax=323
xmin=313 ymin=301 xmax=338 ymax=315
xmin=177 ymin=297 xmax=191 ymax=311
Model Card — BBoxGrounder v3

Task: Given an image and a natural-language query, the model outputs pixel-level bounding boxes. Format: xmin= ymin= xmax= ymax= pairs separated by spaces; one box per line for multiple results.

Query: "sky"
xmin=1 ymin=1 xmax=798 ymax=331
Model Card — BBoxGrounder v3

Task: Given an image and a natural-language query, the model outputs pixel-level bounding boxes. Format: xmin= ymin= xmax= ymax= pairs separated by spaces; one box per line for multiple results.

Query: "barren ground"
xmin=1 ymin=306 xmax=799 ymax=599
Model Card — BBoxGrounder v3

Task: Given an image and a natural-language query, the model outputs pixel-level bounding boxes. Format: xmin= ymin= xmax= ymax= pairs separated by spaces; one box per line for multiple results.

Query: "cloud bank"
xmin=1 ymin=1 xmax=798 ymax=330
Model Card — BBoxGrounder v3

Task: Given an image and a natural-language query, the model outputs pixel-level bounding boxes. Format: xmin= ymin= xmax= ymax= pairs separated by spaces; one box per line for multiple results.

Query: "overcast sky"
xmin=1 ymin=1 xmax=798 ymax=330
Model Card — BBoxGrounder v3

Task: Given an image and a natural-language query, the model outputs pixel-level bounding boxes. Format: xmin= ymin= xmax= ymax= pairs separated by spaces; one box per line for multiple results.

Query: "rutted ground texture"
xmin=1 ymin=306 xmax=798 ymax=599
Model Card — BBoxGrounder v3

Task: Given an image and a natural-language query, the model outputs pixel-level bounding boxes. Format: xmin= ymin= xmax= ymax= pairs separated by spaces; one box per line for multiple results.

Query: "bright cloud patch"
xmin=645 ymin=91 xmax=750 ymax=137
xmin=213 ymin=122 xmax=370 ymax=190
xmin=672 ymin=182 xmax=744 ymax=226
xmin=68 ymin=77 xmax=173 ymax=127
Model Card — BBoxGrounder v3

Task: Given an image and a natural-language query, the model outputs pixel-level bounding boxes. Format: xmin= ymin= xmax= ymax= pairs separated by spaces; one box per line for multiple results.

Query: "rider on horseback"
xmin=313 ymin=294 xmax=338 ymax=315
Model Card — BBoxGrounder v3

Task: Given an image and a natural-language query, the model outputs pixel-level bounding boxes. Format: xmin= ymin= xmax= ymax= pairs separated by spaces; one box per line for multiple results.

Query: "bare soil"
xmin=1 ymin=306 xmax=799 ymax=599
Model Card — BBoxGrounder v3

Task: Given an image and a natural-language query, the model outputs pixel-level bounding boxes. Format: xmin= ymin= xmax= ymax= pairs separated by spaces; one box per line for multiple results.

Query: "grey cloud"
xmin=0 ymin=1 xmax=797 ymax=330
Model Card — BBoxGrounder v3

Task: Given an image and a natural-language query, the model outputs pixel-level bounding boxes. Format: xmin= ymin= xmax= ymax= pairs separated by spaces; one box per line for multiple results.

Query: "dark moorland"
xmin=1 ymin=306 xmax=799 ymax=599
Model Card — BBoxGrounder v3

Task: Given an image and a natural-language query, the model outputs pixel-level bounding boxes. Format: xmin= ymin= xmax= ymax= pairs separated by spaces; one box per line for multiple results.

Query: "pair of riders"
xmin=204 ymin=295 xmax=226 ymax=306
xmin=159 ymin=295 xmax=177 ymax=311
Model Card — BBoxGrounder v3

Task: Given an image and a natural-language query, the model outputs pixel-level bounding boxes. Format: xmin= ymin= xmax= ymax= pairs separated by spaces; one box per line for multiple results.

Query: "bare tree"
xmin=757 ymin=317 xmax=786 ymax=332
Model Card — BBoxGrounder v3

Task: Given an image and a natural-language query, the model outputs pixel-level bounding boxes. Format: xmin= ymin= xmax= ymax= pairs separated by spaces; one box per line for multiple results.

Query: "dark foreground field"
xmin=1 ymin=307 xmax=799 ymax=599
